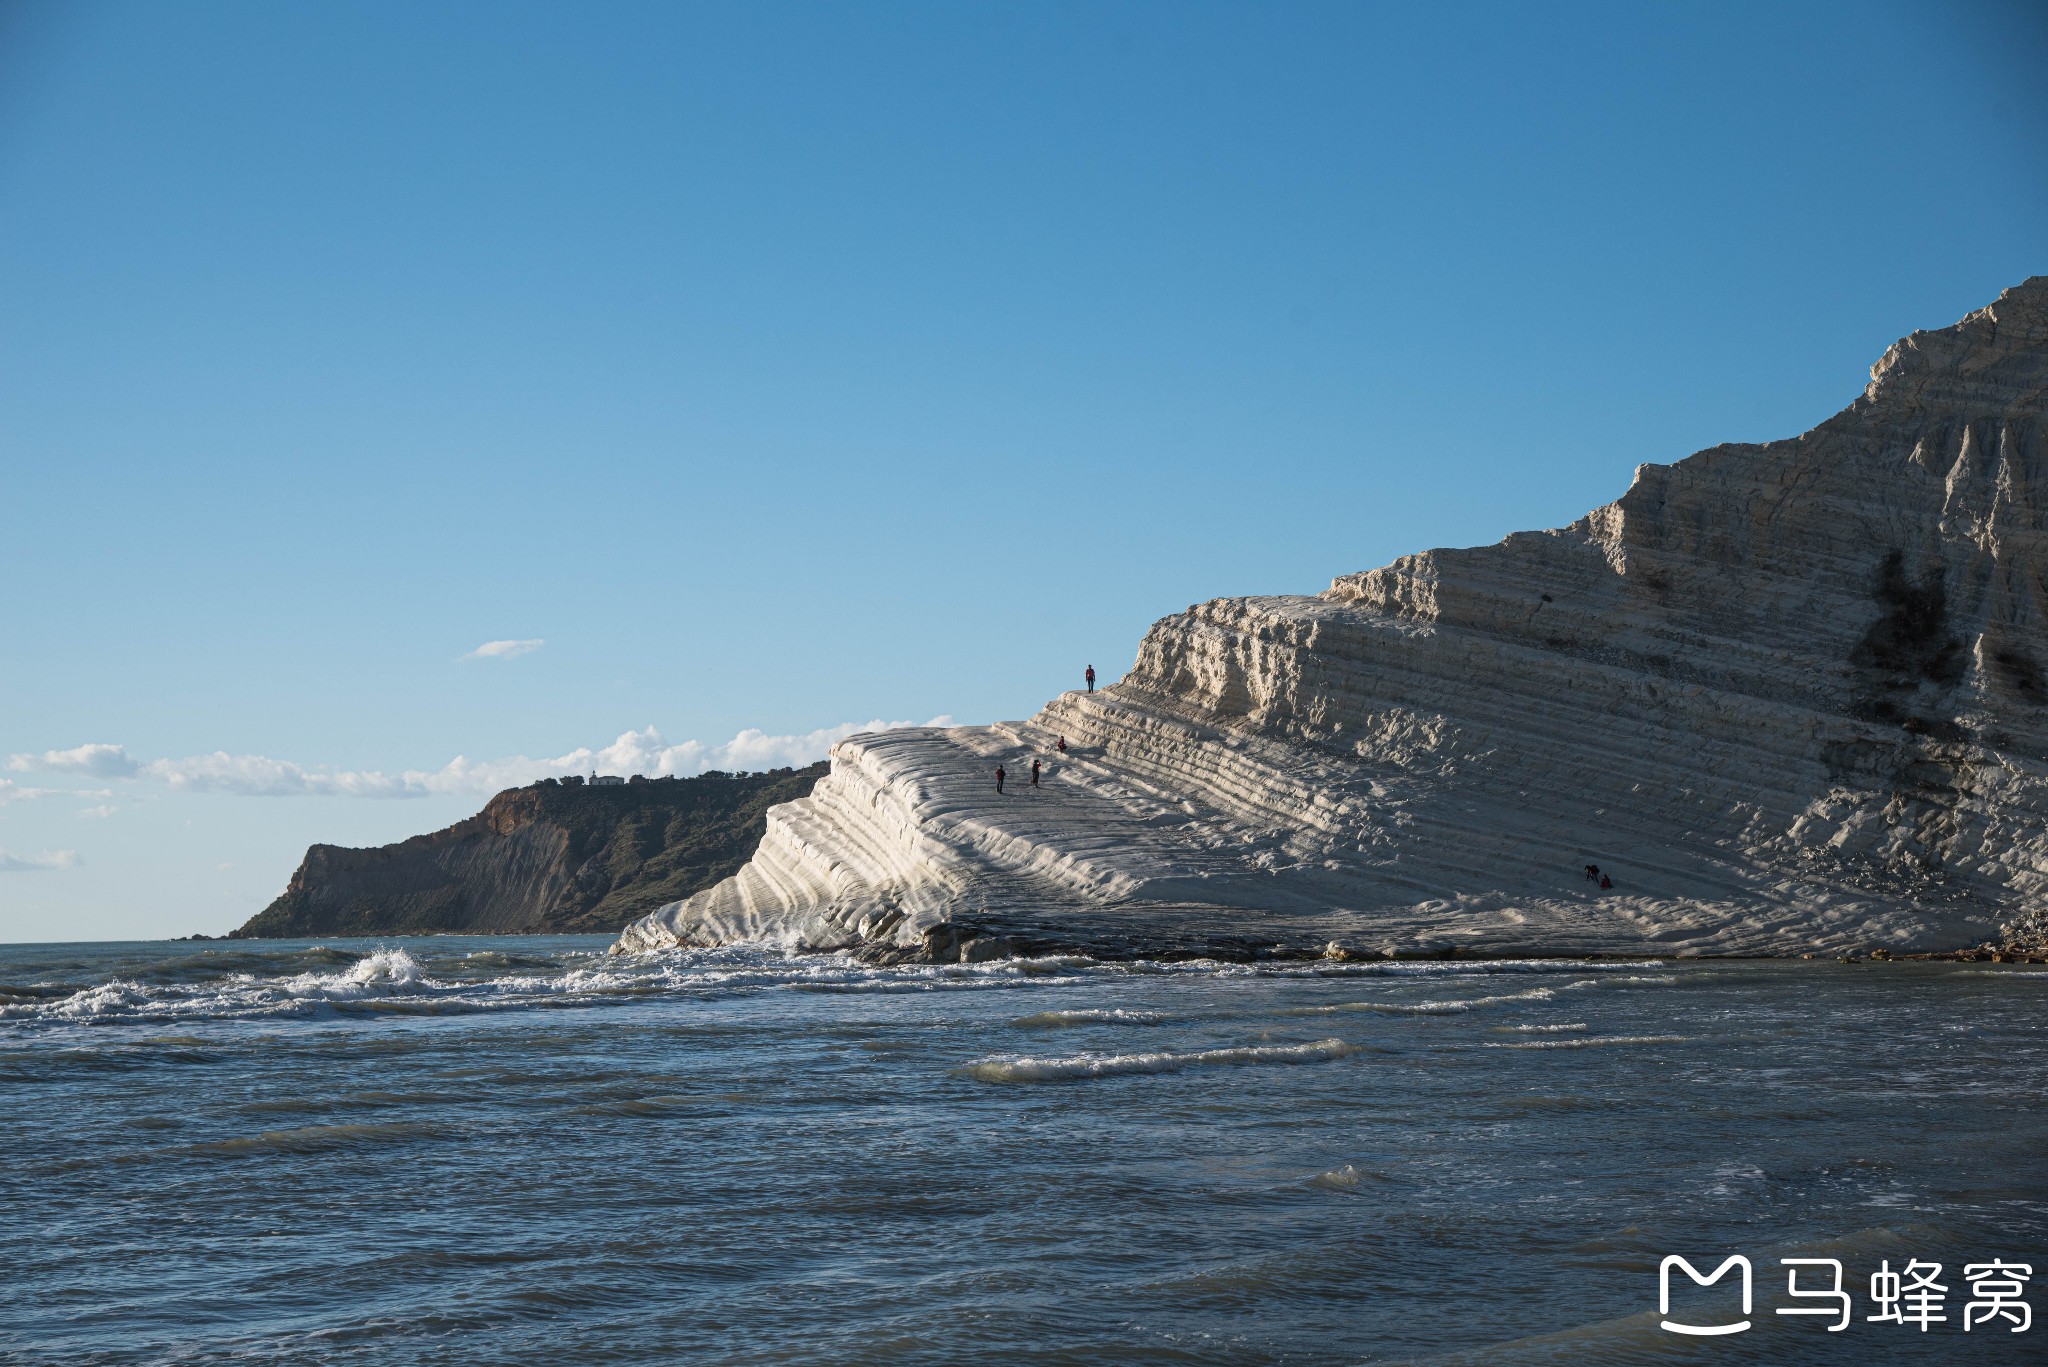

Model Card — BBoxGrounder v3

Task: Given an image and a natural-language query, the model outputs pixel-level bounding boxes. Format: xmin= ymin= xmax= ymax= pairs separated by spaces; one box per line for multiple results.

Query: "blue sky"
xmin=3 ymin=0 xmax=2043 ymax=942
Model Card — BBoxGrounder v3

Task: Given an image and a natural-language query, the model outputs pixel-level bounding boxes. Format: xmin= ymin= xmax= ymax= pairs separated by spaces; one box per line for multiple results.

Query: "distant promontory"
xmin=232 ymin=765 xmax=827 ymax=938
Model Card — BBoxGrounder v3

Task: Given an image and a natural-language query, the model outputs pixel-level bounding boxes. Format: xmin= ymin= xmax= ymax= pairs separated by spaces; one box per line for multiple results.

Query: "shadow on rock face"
xmin=1853 ymin=548 xmax=1965 ymax=735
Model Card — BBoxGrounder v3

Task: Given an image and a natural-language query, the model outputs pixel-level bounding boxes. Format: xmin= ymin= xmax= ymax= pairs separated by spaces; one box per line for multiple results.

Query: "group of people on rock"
xmin=990 ymin=674 xmax=1630 ymax=909
xmin=995 ymin=747 xmax=1062 ymax=795
xmin=995 ymin=759 xmax=1043 ymax=794
xmin=991 ymin=671 xmax=1628 ymax=915
xmin=994 ymin=670 xmax=1091 ymax=794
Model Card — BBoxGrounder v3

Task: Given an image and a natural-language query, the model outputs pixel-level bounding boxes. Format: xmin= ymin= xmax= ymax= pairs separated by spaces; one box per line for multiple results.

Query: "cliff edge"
xmin=618 ymin=279 xmax=2048 ymax=962
xmin=235 ymin=764 xmax=827 ymax=938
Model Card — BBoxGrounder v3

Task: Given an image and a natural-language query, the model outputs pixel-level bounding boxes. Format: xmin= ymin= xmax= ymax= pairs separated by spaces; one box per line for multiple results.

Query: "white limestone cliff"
xmin=618 ymin=278 xmax=2048 ymax=960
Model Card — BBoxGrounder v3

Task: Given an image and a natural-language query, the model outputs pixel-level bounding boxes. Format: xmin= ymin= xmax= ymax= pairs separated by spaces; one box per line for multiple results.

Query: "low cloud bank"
xmin=7 ymin=717 xmax=952 ymax=801
xmin=10 ymin=743 xmax=140 ymax=778
xmin=463 ymin=639 xmax=545 ymax=661
xmin=0 ymin=779 xmax=62 ymax=804
xmin=0 ymin=848 xmax=81 ymax=873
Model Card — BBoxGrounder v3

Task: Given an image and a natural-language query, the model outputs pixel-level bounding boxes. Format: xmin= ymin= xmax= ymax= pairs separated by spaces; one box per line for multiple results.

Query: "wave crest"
xmin=1009 ymin=1008 xmax=1168 ymax=1028
xmin=1484 ymin=1034 xmax=1691 ymax=1050
xmin=963 ymin=1038 xmax=1355 ymax=1083
xmin=1287 ymin=985 xmax=1559 ymax=1016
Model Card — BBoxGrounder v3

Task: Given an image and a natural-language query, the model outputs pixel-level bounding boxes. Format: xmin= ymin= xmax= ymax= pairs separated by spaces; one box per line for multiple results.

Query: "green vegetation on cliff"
xmin=232 ymin=764 xmax=828 ymax=938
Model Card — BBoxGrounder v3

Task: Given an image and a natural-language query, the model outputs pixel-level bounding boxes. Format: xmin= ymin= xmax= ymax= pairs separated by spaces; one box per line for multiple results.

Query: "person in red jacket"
xmin=1085 ymin=664 xmax=1096 ymax=692
xmin=1056 ymin=736 xmax=1067 ymax=754
xmin=995 ymin=765 xmax=1006 ymax=795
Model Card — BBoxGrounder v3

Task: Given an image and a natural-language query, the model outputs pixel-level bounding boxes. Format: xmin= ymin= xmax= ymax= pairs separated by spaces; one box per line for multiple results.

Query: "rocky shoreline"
xmin=846 ymin=920 xmax=2048 ymax=968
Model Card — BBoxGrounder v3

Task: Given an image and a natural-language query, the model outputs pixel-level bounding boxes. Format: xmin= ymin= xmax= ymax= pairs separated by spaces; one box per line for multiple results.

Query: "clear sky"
xmin=2 ymin=0 xmax=2043 ymax=942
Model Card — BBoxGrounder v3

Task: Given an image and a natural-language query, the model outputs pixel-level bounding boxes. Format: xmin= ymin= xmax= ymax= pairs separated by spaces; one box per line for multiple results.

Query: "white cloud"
xmin=0 ymin=848 xmax=81 ymax=873
xmin=73 ymin=717 xmax=954 ymax=801
xmin=410 ymin=717 xmax=952 ymax=796
xmin=9 ymin=742 xmax=141 ymax=777
xmin=463 ymin=639 xmax=544 ymax=661
xmin=144 ymin=753 xmax=418 ymax=798
xmin=0 ymin=778 xmax=61 ymax=803
xmin=77 ymin=805 xmax=117 ymax=819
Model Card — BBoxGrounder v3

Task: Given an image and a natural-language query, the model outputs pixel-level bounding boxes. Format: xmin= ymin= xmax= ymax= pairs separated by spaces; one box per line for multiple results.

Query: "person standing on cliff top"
xmin=1085 ymin=664 xmax=1095 ymax=692
xmin=995 ymin=765 xmax=1006 ymax=794
xmin=1030 ymin=758 xmax=1041 ymax=787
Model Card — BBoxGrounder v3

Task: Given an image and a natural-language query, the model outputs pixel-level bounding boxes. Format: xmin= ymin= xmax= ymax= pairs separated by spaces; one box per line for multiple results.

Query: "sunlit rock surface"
xmin=618 ymin=279 xmax=2048 ymax=960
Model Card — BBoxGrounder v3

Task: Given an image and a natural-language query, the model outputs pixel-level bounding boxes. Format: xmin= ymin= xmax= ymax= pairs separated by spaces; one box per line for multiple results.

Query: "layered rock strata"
xmin=618 ymin=279 xmax=2048 ymax=961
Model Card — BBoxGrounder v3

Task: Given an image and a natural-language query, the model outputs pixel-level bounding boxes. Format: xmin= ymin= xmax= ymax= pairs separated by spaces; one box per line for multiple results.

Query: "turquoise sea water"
xmin=3 ymin=937 xmax=2044 ymax=1364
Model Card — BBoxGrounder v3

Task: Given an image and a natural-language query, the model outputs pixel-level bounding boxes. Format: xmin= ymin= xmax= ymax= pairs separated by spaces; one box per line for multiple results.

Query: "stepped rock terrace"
xmin=619 ymin=279 xmax=2048 ymax=962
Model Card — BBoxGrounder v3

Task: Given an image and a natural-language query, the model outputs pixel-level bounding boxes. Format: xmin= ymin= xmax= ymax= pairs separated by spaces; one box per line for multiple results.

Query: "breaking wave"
xmin=1009 ymin=1008 xmax=1169 ymax=1028
xmin=962 ymin=1038 xmax=1356 ymax=1083
xmin=0 ymin=945 xmax=1113 ymax=1028
xmin=1286 ymin=985 xmax=1561 ymax=1015
xmin=1483 ymin=1034 xmax=1692 ymax=1050
xmin=0 ymin=941 xmax=1675 ymax=1033
xmin=1308 ymin=1163 xmax=1392 ymax=1191
xmin=0 ymin=947 xmax=493 ymax=1025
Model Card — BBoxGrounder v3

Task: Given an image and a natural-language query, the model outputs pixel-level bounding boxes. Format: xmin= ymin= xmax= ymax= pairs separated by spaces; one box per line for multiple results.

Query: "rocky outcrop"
xmin=235 ymin=765 xmax=826 ymax=938
xmin=617 ymin=279 xmax=2048 ymax=961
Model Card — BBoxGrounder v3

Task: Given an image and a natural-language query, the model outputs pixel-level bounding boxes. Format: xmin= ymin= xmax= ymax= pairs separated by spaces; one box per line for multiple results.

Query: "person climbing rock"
xmin=1056 ymin=736 xmax=1067 ymax=754
xmin=1030 ymin=759 xmax=1041 ymax=787
xmin=1085 ymin=664 xmax=1095 ymax=692
xmin=995 ymin=765 xmax=1006 ymax=795
xmin=1584 ymin=863 xmax=1601 ymax=882
xmin=1599 ymin=873 xmax=1613 ymax=891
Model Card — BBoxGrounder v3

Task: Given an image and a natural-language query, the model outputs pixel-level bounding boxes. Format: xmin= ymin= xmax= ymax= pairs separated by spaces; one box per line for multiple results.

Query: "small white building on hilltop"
xmin=589 ymin=774 xmax=625 ymax=786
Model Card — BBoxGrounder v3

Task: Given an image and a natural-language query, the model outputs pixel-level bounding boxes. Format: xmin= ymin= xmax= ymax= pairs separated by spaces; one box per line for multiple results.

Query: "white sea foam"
xmin=963 ymin=1037 xmax=1355 ymax=1082
xmin=1010 ymin=1008 xmax=1168 ymax=1028
xmin=1286 ymin=986 xmax=1559 ymax=1015
xmin=1499 ymin=1022 xmax=1589 ymax=1033
xmin=0 ymin=945 xmax=1101 ymax=1025
xmin=284 ymin=947 xmax=428 ymax=996
xmin=0 ymin=945 xmax=1678 ymax=1030
xmin=0 ymin=945 xmax=1107 ymax=1026
xmin=1554 ymin=973 xmax=1674 ymax=989
xmin=1483 ymin=1034 xmax=1691 ymax=1050
xmin=1252 ymin=959 xmax=1669 ymax=978
xmin=1308 ymin=1163 xmax=1390 ymax=1191
xmin=35 ymin=979 xmax=156 ymax=1020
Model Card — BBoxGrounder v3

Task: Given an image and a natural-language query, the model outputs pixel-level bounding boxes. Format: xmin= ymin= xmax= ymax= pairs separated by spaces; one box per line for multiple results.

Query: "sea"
xmin=3 ymin=936 xmax=2044 ymax=1365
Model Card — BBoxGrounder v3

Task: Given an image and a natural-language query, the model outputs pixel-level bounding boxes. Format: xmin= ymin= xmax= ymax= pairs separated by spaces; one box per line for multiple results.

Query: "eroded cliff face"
xmin=235 ymin=765 xmax=827 ymax=938
xmin=617 ymin=279 xmax=2048 ymax=961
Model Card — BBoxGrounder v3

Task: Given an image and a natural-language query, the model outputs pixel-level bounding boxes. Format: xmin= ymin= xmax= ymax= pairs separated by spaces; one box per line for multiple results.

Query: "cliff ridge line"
xmin=235 ymin=764 xmax=828 ymax=938
xmin=617 ymin=279 xmax=2048 ymax=962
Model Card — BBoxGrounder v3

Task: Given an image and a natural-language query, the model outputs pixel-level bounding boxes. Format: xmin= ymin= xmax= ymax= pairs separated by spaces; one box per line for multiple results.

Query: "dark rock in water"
xmin=920 ymin=924 xmax=1021 ymax=964
xmin=232 ymin=765 xmax=827 ymax=938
